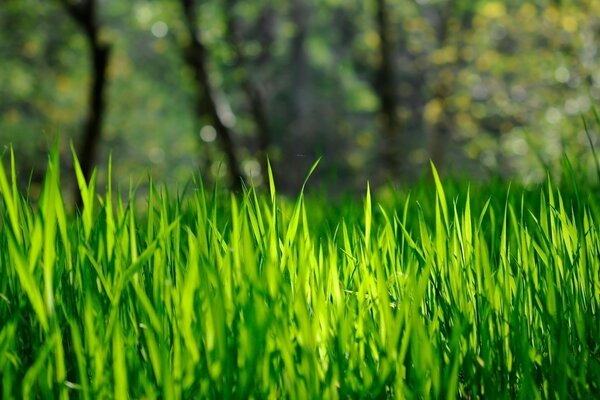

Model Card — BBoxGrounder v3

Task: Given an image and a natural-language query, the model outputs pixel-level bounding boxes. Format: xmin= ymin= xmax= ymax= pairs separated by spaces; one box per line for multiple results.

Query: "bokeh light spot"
xmin=148 ymin=147 xmax=165 ymax=164
xmin=200 ymin=126 xmax=217 ymax=143
xmin=243 ymin=159 xmax=261 ymax=179
xmin=545 ymin=107 xmax=562 ymax=124
xmin=554 ymin=66 xmax=570 ymax=83
xmin=151 ymin=21 xmax=168 ymax=38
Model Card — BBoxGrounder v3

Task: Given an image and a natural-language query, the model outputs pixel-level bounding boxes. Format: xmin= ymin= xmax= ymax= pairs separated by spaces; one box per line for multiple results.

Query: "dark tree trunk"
xmin=224 ymin=0 xmax=272 ymax=178
xmin=374 ymin=0 xmax=403 ymax=178
xmin=427 ymin=4 xmax=453 ymax=173
xmin=290 ymin=0 xmax=310 ymax=122
xmin=180 ymin=0 xmax=244 ymax=191
xmin=59 ymin=0 xmax=110 ymax=206
xmin=278 ymin=0 xmax=315 ymax=191
xmin=79 ymin=42 xmax=109 ymax=183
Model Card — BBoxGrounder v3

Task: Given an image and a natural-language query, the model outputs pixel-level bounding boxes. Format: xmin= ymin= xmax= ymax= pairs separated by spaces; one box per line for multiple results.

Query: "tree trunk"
xmin=278 ymin=0 xmax=314 ymax=191
xmin=180 ymin=0 xmax=244 ymax=191
xmin=79 ymin=41 xmax=109 ymax=184
xmin=224 ymin=0 xmax=272 ymax=178
xmin=374 ymin=0 xmax=403 ymax=179
xmin=290 ymin=0 xmax=310 ymax=122
xmin=59 ymin=0 xmax=110 ymax=206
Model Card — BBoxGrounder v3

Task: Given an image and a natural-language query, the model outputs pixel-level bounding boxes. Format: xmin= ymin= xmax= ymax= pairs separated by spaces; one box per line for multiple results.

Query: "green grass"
xmin=1 ymin=149 xmax=600 ymax=399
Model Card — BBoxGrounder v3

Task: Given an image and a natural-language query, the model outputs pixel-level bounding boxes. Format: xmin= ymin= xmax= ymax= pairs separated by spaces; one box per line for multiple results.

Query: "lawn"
xmin=1 ymin=149 xmax=599 ymax=398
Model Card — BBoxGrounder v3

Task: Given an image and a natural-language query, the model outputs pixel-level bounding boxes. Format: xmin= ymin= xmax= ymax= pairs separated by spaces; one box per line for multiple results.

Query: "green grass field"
xmin=1 ymin=149 xmax=600 ymax=399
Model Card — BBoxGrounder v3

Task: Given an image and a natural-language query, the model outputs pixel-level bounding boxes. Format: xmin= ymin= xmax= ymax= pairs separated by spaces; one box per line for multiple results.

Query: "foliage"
xmin=1 ymin=149 xmax=600 ymax=398
xmin=1 ymin=1 xmax=600 ymax=190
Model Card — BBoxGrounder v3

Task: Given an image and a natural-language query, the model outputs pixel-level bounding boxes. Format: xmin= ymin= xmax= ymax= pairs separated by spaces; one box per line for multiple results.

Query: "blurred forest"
xmin=1 ymin=0 xmax=600 ymax=197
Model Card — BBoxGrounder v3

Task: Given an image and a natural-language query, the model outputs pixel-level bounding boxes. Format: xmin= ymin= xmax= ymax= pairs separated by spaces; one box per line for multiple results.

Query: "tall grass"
xmin=1 ymin=148 xmax=599 ymax=398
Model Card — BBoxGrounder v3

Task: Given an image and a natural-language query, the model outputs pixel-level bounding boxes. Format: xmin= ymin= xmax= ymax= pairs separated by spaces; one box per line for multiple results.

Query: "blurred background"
xmin=1 ymin=0 xmax=600 ymax=199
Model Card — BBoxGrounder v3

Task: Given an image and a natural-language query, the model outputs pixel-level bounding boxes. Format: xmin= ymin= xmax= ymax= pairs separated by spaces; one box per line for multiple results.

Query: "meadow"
xmin=1 ymin=148 xmax=599 ymax=399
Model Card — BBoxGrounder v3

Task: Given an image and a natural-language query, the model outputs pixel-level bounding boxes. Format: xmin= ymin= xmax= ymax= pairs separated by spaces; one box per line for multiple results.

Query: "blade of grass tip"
xmin=106 ymin=153 xmax=115 ymax=260
xmin=281 ymin=158 xmax=321 ymax=265
xmin=266 ymin=157 xmax=278 ymax=261
xmin=284 ymin=193 xmax=303 ymax=251
xmin=10 ymin=147 xmax=19 ymax=219
xmin=378 ymin=203 xmax=393 ymax=246
xmin=402 ymin=192 xmax=411 ymax=226
xmin=70 ymin=143 xmax=88 ymax=200
xmin=25 ymin=169 xmax=36 ymax=204
xmin=477 ymin=198 xmax=491 ymax=233
xmin=51 ymin=158 xmax=69 ymax=264
xmin=397 ymin=220 xmax=426 ymax=263
xmin=267 ymin=157 xmax=276 ymax=205
xmin=70 ymin=143 xmax=95 ymax=238
xmin=582 ymin=115 xmax=600 ymax=183
xmin=230 ymin=194 xmax=242 ymax=269
xmin=193 ymin=174 xmax=207 ymax=217
xmin=0 ymin=148 xmax=22 ymax=244
xmin=430 ymin=161 xmax=449 ymax=232
xmin=129 ymin=202 xmax=138 ymax=264
xmin=396 ymin=192 xmax=411 ymax=258
xmin=499 ymin=183 xmax=511 ymax=269
xmin=364 ymin=182 xmax=372 ymax=250
xmin=249 ymin=181 xmax=266 ymax=239
xmin=147 ymin=175 xmax=158 ymax=244
xmin=301 ymin=157 xmax=322 ymax=195
xmin=26 ymin=218 xmax=43 ymax=275
xmin=464 ymin=185 xmax=472 ymax=245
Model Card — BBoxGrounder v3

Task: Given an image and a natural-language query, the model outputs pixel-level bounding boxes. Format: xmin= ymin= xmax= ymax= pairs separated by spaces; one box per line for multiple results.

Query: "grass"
xmin=1 ymin=148 xmax=600 ymax=399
